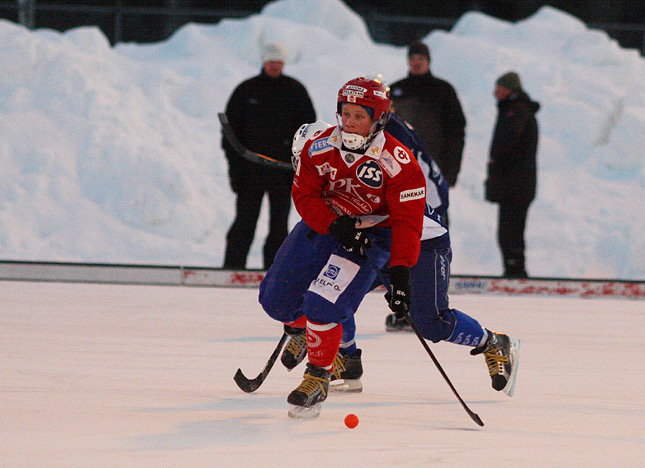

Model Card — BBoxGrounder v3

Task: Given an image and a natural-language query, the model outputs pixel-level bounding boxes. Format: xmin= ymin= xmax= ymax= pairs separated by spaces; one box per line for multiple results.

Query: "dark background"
xmin=2 ymin=1 xmax=644 ymax=52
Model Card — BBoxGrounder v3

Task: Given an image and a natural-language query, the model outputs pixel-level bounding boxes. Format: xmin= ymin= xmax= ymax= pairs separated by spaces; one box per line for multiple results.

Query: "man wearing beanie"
xmin=222 ymin=41 xmax=316 ymax=270
xmin=390 ymin=41 xmax=466 ymax=208
xmin=485 ymin=71 xmax=540 ymax=278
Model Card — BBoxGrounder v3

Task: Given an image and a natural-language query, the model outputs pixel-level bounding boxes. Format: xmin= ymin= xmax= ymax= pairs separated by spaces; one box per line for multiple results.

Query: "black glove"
xmin=387 ymin=265 xmax=411 ymax=318
xmin=328 ymin=215 xmax=372 ymax=257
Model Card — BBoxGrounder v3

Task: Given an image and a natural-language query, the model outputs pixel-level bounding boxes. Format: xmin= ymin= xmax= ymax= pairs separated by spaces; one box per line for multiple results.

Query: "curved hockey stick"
xmin=233 ymin=332 xmax=288 ymax=393
xmin=218 ymin=113 xmax=294 ymax=171
xmin=370 ymin=260 xmax=484 ymax=427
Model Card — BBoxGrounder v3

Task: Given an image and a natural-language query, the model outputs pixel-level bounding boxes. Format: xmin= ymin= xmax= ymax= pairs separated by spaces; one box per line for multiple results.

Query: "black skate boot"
xmin=330 ymin=348 xmax=363 ymax=393
xmin=287 ymin=363 xmax=331 ymax=419
xmin=385 ymin=313 xmax=412 ymax=332
xmin=471 ymin=330 xmax=521 ymax=397
xmin=280 ymin=325 xmax=307 ymax=371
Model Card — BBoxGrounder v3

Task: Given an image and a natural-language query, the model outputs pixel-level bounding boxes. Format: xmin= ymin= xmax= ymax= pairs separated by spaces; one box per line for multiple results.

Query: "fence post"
xmin=17 ymin=0 xmax=35 ymax=29
xmin=114 ymin=0 xmax=122 ymax=44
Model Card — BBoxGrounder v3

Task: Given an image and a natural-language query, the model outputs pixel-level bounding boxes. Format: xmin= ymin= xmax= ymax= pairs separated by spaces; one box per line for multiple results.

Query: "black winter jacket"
xmin=485 ymin=91 xmax=540 ymax=204
xmin=222 ymin=70 xmax=316 ymax=192
xmin=389 ymin=71 xmax=466 ymax=186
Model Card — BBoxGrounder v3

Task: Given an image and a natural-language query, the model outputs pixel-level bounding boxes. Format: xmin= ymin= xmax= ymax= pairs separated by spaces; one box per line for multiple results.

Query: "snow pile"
xmin=0 ymin=0 xmax=643 ymax=279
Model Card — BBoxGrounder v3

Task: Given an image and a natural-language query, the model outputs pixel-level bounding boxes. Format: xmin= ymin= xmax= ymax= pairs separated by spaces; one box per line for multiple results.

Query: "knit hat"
xmin=407 ymin=41 xmax=430 ymax=61
xmin=261 ymin=42 xmax=286 ymax=63
xmin=496 ymin=72 xmax=522 ymax=92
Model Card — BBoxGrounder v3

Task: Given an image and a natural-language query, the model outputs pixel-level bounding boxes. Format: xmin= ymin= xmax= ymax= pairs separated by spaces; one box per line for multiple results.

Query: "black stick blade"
xmin=233 ymin=333 xmax=288 ymax=393
xmin=234 ymin=368 xmax=262 ymax=393
xmin=470 ymin=411 xmax=485 ymax=427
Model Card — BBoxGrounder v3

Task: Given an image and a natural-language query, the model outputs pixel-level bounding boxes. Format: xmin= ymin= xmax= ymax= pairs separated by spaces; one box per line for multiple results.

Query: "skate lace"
xmin=331 ymin=353 xmax=347 ymax=379
xmin=286 ymin=334 xmax=307 ymax=356
xmin=484 ymin=345 xmax=509 ymax=377
xmin=295 ymin=373 xmax=329 ymax=397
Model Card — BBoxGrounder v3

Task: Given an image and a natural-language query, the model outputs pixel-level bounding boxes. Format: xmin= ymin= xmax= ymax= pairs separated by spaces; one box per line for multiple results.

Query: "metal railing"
xmin=1 ymin=1 xmax=643 ymax=55
xmin=0 ymin=1 xmax=254 ymax=44
xmin=365 ymin=11 xmax=645 ymax=55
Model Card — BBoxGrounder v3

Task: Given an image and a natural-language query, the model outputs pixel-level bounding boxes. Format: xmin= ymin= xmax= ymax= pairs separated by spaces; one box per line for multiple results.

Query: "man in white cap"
xmin=222 ymin=41 xmax=316 ymax=270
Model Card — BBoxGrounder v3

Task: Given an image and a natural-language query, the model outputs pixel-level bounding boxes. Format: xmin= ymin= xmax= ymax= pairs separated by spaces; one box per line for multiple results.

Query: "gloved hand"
xmin=387 ymin=265 xmax=411 ymax=318
xmin=328 ymin=215 xmax=372 ymax=257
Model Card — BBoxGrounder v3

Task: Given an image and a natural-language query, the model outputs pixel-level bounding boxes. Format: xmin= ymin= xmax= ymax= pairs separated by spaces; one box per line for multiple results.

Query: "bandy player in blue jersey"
xmin=259 ymin=77 xmax=426 ymax=418
xmin=287 ymin=109 xmax=521 ymax=400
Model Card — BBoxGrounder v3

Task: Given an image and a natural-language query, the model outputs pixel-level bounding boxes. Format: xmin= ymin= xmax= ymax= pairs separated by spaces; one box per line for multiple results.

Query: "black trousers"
xmin=497 ymin=199 xmax=532 ymax=277
xmin=223 ymin=186 xmax=292 ymax=270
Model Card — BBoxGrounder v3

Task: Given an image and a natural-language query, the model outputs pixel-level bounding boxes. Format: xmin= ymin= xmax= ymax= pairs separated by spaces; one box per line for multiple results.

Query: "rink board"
xmin=0 ymin=261 xmax=643 ymax=299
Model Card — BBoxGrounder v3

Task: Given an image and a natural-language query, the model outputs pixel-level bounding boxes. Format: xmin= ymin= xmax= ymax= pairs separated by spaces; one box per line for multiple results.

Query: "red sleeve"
xmin=291 ymin=141 xmax=338 ymax=234
xmin=385 ymin=156 xmax=426 ymax=268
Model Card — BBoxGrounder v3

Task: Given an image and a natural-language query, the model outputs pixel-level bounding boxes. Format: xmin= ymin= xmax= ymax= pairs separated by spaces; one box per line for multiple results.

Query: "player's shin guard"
xmin=306 ymin=320 xmax=342 ymax=369
xmin=445 ymin=309 xmax=486 ymax=347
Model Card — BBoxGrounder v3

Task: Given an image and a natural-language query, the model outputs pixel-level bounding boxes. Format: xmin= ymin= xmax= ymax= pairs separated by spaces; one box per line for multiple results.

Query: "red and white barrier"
xmin=1 ymin=261 xmax=643 ymax=299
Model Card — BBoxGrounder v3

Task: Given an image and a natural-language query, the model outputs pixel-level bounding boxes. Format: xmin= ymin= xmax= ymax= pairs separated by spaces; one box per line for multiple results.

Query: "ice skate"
xmin=330 ymin=348 xmax=363 ymax=393
xmin=385 ymin=313 xmax=412 ymax=332
xmin=287 ymin=363 xmax=331 ymax=419
xmin=471 ymin=330 xmax=521 ymax=397
xmin=280 ymin=326 xmax=307 ymax=371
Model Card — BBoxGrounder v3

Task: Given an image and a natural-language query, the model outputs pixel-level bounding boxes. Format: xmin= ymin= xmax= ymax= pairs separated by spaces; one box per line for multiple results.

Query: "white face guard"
xmin=336 ymin=112 xmax=379 ymax=151
xmin=340 ymin=131 xmax=368 ymax=150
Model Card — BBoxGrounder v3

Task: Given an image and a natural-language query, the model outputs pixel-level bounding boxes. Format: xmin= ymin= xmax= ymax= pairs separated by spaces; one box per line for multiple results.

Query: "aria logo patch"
xmin=356 ymin=160 xmax=383 ymax=188
xmin=323 ymin=264 xmax=340 ymax=280
xmin=400 ymin=187 xmax=426 ymax=202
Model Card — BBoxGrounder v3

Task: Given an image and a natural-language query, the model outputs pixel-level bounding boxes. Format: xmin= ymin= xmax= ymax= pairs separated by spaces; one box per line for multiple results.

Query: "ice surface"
xmin=1 ymin=281 xmax=644 ymax=467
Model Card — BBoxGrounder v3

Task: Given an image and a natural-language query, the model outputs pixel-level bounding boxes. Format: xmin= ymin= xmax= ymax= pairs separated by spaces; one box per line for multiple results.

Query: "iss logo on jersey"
xmin=323 ymin=264 xmax=340 ymax=280
xmin=356 ymin=160 xmax=383 ymax=188
xmin=400 ymin=187 xmax=426 ymax=202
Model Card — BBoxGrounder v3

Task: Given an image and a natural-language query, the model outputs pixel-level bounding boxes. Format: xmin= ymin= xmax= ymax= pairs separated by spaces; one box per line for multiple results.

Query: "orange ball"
xmin=344 ymin=413 xmax=359 ymax=429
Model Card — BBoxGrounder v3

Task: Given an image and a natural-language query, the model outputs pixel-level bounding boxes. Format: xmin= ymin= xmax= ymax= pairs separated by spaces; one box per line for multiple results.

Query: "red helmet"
xmin=337 ymin=77 xmax=390 ymax=123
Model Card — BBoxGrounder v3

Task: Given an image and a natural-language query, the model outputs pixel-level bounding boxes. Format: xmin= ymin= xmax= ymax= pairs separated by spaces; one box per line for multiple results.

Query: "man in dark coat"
xmin=485 ymin=71 xmax=539 ymax=278
xmin=389 ymin=41 xmax=466 ymax=189
xmin=222 ymin=42 xmax=316 ymax=270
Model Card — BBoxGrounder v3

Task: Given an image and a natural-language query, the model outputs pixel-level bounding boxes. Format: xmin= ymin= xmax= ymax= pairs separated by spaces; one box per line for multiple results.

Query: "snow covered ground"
xmin=0 ymin=0 xmax=644 ymax=280
xmin=2 ymin=281 xmax=643 ymax=467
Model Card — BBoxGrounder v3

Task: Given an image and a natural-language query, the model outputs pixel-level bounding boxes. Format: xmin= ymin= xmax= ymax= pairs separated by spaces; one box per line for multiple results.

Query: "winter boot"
xmin=330 ymin=348 xmax=363 ymax=393
xmin=385 ymin=313 xmax=412 ymax=332
xmin=471 ymin=330 xmax=521 ymax=396
xmin=287 ymin=363 xmax=331 ymax=418
xmin=503 ymin=257 xmax=528 ymax=278
xmin=280 ymin=325 xmax=307 ymax=371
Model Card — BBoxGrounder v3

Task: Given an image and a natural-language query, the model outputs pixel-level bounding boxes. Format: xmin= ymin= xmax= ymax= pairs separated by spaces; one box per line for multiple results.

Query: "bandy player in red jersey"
xmin=259 ymin=77 xmax=426 ymax=418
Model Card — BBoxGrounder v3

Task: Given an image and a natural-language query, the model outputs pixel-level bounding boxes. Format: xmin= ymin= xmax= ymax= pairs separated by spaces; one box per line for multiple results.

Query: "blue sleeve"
xmin=385 ymin=114 xmax=449 ymax=214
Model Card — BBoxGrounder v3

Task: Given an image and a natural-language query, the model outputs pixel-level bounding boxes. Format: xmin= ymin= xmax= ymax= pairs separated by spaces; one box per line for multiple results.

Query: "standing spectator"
xmin=222 ymin=41 xmax=316 ymax=270
xmin=389 ymin=41 xmax=466 ymax=191
xmin=485 ymin=71 xmax=540 ymax=278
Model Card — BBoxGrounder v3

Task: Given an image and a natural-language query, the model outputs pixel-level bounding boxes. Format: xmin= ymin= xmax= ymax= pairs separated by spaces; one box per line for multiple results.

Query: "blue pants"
xmin=342 ymin=244 xmax=486 ymax=348
xmin=260 ymin=220 xmax=391 ymax=325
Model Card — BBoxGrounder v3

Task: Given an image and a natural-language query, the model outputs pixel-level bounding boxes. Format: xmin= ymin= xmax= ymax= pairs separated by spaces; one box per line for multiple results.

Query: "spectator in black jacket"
xmin=485 ymin=71 xmax=540 ymax=278
xmin=222 ymin=42 xmax=316 ymax=270
xmin=389 ymin=41 xmax=466 ymax=190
